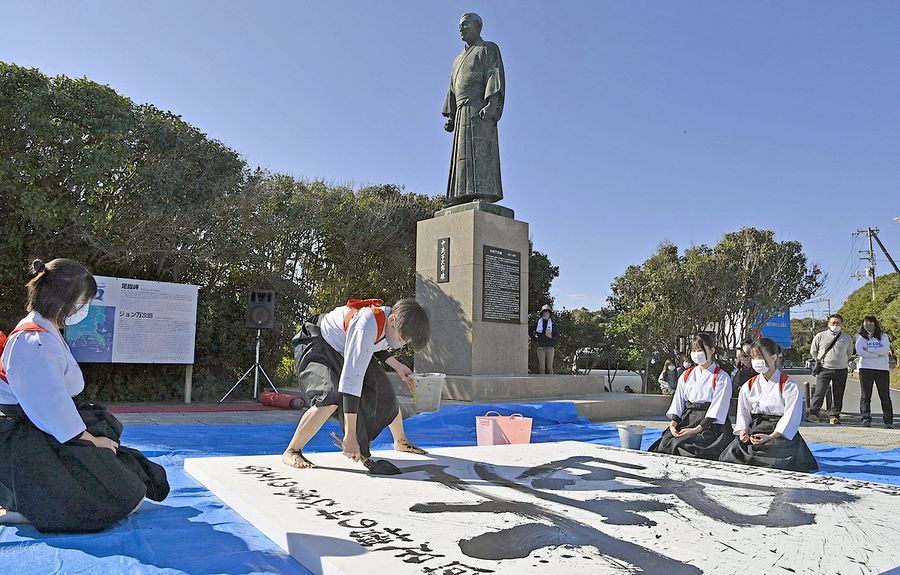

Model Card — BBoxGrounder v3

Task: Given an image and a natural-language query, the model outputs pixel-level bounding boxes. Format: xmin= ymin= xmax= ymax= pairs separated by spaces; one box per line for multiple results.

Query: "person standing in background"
xmin=856 ymin=315 xmax=894 ymax=429
xmin=808 ymin=314 xmax=854 ymax=424
xmin=732 ymin=339 xmax=756 ymax=393
xmin=532 ymin=304 xmax=559 ymax=374
xmin=657 ymin=359 xmax=679 ymax=395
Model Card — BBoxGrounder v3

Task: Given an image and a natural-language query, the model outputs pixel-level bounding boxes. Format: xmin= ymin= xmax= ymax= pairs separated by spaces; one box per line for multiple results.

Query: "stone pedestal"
xmin=415 ymin=203 xmax=529 ymax=376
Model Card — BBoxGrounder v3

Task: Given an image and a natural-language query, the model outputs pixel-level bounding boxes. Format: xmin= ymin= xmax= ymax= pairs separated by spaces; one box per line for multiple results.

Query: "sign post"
xmin=65 ymin=276 xmax=200 ymax=402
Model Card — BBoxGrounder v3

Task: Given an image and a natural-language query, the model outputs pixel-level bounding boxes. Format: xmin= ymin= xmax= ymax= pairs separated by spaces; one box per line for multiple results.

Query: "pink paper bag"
xmin=476 ymin=411 xmax=533 ymax=446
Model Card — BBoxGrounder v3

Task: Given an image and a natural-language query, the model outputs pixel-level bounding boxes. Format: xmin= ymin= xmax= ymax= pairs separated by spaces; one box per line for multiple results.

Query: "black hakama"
xmin=292 ymin=316 xmax=400 ymax=459
xmin=648 ymin=401 xmax=734 ymax=460
xmin=0 ymin=403 xmax=169 ymax=533
xmin=719 ymin=414 xmax=818 ymax=472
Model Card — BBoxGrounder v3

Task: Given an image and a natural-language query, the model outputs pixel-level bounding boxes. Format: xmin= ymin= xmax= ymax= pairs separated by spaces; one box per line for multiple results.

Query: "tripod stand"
xmin=219 ymin=328 xmax=279 ymax=403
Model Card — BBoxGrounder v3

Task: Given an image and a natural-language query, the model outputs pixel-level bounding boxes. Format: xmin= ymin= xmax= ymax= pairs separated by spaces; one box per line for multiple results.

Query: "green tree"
xmin=785 ymin=316 xmax=818 ymax=363
xmin=548 ymin=307 xmax=606 ymax=374
xmin=606 ymin=243 xmax=699 ymax=389
xmin=838 ymin=272 xmax=900 ymax=337
xmin=0 ymin=62 xmax=446 ymax=400
xmin=528 ymin=243 xmax=558 ymax=311
xmin=604 ymin=230 xmax=824 ymax=391
xmin=711 ymin=228 xmax=824 ymax=351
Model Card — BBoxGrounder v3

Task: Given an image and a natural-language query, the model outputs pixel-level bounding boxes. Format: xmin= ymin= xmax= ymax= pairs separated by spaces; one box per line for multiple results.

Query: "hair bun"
xmin=32 ymin=259 xmax=46 ymax=273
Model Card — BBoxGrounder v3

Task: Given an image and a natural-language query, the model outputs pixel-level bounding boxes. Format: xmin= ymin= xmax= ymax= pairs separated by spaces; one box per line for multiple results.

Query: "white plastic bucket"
xmin=616 ymin=424 xmax=644 ymax=450
xmin=410 ymin=373 xmax=445 ymax=413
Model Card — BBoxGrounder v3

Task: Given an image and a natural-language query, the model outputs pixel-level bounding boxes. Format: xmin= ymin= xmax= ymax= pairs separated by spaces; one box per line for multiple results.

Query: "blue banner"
xmin=759 ymin=310 xmax=792 ymax=349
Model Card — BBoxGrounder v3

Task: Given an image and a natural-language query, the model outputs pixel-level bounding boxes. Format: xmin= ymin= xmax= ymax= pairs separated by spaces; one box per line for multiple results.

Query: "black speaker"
xmin=245 ymin=290 xmax=275 ymax=330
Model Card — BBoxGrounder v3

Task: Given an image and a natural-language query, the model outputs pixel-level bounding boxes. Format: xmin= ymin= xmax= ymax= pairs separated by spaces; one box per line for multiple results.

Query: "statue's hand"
xmin=443 ymin=117 xmax=454 ymax=132
xmin=478 ymin=104 xmax=495 ymax=122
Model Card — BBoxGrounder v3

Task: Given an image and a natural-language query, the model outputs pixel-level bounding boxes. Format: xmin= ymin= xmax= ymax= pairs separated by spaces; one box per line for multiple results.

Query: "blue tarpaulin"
xmin=1 ymin=402 xmax=898 ymax=574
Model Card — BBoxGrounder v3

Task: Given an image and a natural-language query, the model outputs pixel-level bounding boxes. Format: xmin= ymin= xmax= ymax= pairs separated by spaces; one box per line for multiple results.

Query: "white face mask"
xmin=829 ymin=325 xmax=842 ymax=334
xmin=667 ymin=365 xmax=676 ymax=371
xmin=751 ymin=359 xmax=770 ymax=374
xmin=65 ymin=303 xmax=90 ymax=326
xmin=690 ymin=351 xmax=707 ymax=365
xmin=682 ymin=361 xmax=691 ymax=369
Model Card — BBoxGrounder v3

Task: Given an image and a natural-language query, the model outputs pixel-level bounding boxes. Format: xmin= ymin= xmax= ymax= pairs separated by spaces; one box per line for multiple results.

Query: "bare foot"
xmin=394 ymin=438 xmax=428 ymax=455
xmin=282 ymin=448 xmax=315 ymax=469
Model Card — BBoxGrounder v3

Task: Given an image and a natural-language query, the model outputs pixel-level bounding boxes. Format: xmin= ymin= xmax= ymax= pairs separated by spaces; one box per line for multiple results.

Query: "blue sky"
xmin=2 ymin=1 xmax=898 ymax=318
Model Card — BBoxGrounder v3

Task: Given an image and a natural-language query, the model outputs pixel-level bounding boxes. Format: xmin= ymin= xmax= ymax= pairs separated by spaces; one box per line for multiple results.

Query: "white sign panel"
xmin=66 ymin=275 xmax=199 ymax=364
xmin=184 ymin=441 xmax=900 ymax=575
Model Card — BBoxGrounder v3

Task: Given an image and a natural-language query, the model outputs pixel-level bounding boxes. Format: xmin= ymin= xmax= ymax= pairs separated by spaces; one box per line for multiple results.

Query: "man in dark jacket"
xmin=532 ymin=304 xmax=560 ymax=374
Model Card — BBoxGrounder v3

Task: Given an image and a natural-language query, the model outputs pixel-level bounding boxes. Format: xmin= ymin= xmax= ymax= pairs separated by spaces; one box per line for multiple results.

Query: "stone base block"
xmin=440 ymin=374 xmax=607 ymax=402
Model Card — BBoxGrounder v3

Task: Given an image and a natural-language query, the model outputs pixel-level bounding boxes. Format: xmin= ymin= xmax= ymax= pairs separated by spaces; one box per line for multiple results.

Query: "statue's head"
xmin=459 ymin=13 xmax=483 ymax=44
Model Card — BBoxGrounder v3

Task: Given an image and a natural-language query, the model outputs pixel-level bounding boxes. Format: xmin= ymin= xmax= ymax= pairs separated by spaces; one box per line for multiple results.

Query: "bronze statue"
xmin=443 ymin=13 xmax=505 ymax=206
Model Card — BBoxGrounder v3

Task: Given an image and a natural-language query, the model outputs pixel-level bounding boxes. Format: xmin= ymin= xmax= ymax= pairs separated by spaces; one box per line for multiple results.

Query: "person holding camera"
xmin=532 ymin=304 xmax=559 ymax=374
xmin=808 ymin=314 xmax=854 ymax=424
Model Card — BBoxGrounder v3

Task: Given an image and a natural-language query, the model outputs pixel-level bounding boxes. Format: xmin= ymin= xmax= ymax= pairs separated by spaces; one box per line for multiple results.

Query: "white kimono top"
xmin=0 ymin=310 xmax=87 ymax=443
xmin=733 ymin=370 xmax=803 ymax=440
xmin=318 ymin=305 xmax=391 ymax=398
xmin=666 ymin=362 xmax=732 ymax=425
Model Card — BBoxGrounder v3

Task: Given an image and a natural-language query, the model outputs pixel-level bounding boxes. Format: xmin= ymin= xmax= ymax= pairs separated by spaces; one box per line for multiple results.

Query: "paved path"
xmin=115 ymin=408 xmax=301 ymax=427
xmin=113 ymin=370 xmax=899 ymax=450
xmin=789 ymin=370 xmax=900 ymax=423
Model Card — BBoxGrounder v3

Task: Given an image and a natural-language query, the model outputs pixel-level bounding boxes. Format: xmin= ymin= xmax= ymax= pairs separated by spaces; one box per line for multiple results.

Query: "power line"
xmin=817 ymin=234 xmax=858 ymax=302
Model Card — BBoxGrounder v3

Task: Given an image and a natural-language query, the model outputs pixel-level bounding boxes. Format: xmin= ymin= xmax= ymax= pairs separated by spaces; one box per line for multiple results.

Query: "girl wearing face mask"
xmin=657 ymin=359 xmax=678 ymax=395
xmin=0 ymin=259 xmax=169 ymax=532
xmin=677 ymin=354 xmax=692 ymax=379
xmin=719 ymin=338 xmax=817 ymax=472
xmin=856 ymin=316 xmax=893 ymax=429
xmin=648 ymin=333 xmax=734 ymax=459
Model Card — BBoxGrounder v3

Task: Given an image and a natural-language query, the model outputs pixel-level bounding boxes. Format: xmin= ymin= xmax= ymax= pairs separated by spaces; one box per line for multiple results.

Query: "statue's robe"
xmin=443 ymin=40 xmax=505 ymax=205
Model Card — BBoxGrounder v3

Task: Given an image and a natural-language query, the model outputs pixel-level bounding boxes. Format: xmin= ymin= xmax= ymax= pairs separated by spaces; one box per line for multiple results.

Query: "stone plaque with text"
xmin=482 ymin=245 xmax=521 ymax=323
xmin=437 ymin=238 xmax=450 ymax=283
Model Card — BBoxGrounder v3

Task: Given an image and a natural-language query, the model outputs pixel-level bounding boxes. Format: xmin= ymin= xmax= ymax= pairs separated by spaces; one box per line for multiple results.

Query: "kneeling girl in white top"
xmin=648 ymin=333 xmax=733 ymax=460
xmin=719 ymin=337 xmax=818 ymax=472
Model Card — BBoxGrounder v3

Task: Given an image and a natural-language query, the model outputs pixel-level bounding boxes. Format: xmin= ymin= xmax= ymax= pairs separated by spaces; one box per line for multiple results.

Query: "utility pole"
xmin=799 ymin=309 xmax=817 ymax=333
xmin=854 ymin=228 xmax=878 ymax=301
xmin=807 ymin=298 xmax=831 ymax=318
xmin=872 ymin=229 xmax=900 ymax=274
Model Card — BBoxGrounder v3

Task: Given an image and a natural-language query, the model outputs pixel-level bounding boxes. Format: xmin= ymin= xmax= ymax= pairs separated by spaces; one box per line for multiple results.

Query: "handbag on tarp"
xmin=476 ymin=411 xmax=533 ymax=446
